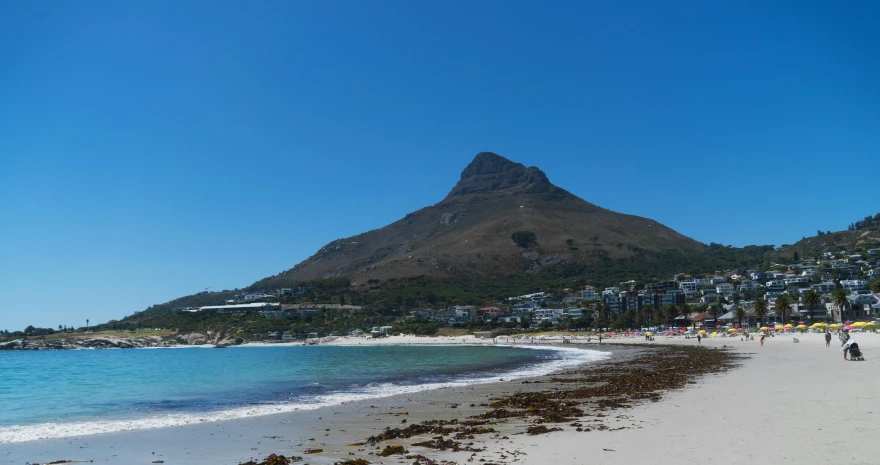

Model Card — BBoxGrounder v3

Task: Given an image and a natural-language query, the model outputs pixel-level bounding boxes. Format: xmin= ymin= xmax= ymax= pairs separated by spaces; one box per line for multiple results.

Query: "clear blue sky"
xmin=1 ymin=1 xmax=878 ymax=331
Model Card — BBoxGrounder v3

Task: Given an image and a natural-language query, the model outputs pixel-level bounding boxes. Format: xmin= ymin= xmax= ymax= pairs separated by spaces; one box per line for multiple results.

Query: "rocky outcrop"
xmin=214 ymin=337 xmax=244 ymax=348
xmin=0 ymin=336 xmax=176 ymax=351
xmin=446 ymin=152 xmax=555 ymax=198
xmin=184 ymin=333 xmax=209 ymax=345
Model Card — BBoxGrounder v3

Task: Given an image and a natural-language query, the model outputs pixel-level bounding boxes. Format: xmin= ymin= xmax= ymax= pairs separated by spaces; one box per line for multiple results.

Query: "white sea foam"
xmin=0 ymin=345 xmax=608 ymax=444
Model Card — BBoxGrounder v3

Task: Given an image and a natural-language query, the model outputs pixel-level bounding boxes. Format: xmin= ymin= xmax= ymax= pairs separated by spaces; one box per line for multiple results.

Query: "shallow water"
xmin=0 ymin=344 xmax=607 ymax=443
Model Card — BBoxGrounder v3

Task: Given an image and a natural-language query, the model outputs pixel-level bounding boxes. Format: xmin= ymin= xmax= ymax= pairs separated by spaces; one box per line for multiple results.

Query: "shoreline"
xmin=0 ymin=342 xmax=608 ymax=445
xmin=4 ymin=333 xmax=876 ymax=465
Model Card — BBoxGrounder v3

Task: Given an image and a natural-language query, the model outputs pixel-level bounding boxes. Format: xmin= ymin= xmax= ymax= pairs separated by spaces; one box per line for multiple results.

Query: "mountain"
xmin=252 ymin=152 xmax=706 ymax=290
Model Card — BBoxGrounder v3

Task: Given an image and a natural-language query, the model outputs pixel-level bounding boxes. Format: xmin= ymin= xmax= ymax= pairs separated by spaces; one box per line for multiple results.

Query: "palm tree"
xmin=655 ymin=305 xmax=668 ymax=326
xmin=734 ymin=305 xmax=747 ymax=328
xmin=775 ymin=294 xmax=793 ymax=324
xmin=803 ymin=289 xmax=822 ymax=322
xmin=832 ymin=288 xmax=849 ymax=323
xmin=678 ymin=303 xmax=691 ymax=327
xmin=709 ymin=301 xmax=724 ymax=328
xmin=753 ymin=298 xmax=769 ymax=327
xmin=870 ymin=279 xmax=880 ymax=293
xmin=643 ymin=305 xmax=655 ymax=326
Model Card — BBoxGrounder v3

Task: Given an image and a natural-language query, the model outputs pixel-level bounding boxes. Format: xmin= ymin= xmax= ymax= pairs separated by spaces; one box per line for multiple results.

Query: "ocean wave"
xmin=0 ymin=345 xmax=608 ymax=444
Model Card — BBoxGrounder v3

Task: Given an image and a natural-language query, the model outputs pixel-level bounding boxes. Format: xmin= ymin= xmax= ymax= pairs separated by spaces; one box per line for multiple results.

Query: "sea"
xmin=0 ymin=344 xmax=607 ymax=444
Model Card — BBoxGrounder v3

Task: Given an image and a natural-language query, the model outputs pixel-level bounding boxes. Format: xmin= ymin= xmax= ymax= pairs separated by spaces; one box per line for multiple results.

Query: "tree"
xmin=775 ymin=294 xmax=793 ymax=324
xmin=654 ymin=305 xmax=668 ymax=326
xmin=86 ymin=319 xmax=89 ymax=330
xmin=803 ymin=289 xmax=822 ymax=321
xmin=832 ymin=288 xmax=849 ymax=323
xmin=678 ymin=304 xmax=691 ymax=327
xmin=511 ymin=230 xmax=538 ymax=248
xmin=871 ymin=279 xmax=880 ymax=293
xmin=709 ymin=301 xmax=724 ymax=328
xmin=793 ymin=251 xmax=800 ymax=262
xmin=734 ymin=305 xmax=747 ymax=328
xmin=753 ymin=299 xmax=769 ymax=326
xmin=642 ymin=305 xmax=655 ymax=327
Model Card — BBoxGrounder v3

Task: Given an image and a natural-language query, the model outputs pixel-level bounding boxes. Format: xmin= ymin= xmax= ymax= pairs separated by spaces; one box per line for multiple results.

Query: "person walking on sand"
xmin=760 ymin=334 xmax=765 ymax=346
xmin=825 ymin=331 xmax=832 ymax=347
xmin=598 ymin=334 xmax=602 ymax=344
xmin=697 ymin=334 xmax=701 ymax=344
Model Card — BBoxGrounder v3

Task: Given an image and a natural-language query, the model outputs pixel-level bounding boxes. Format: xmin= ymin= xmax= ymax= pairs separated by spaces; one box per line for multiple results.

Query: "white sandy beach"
xmin=3 ymin=331 xmax=877 ymax=465
xmin=431 ymin=331 xmax=880 ymax=465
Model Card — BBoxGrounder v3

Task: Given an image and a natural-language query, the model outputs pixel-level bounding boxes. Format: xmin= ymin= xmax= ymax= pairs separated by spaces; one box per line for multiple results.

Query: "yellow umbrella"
xmin=645 ymin=332 xmax=653 ymax=337
xmin=698 ymin=330 xmax=707 ymax=334
xmin=711 ymin=332 xmax=718 ymax=338
xmin=760 ymin=326 xmax=768 ymax=331
xmin=862 ymin=323 xmax=876 ymax=329
xmin=784 ymin=324 xmax=793 ymax=328
xmin=796 ymin=324 xmax=806 ymax=329
xmin=829 ymin=324 xmax=841 ymax=329
xmin=851 ymin=322 xmax=867 ymax=328
xmin=727 ymin=328 xmax=737 ymax=332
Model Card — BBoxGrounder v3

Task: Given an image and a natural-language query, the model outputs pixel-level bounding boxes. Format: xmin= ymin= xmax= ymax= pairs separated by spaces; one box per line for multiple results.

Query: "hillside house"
xmin=841 ymin=280 xmax=867 ymax=292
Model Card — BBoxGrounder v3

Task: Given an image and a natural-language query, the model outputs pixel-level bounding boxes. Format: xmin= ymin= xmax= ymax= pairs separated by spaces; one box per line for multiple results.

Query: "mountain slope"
xmin=253 ymin=152 xmax=705 ymax=289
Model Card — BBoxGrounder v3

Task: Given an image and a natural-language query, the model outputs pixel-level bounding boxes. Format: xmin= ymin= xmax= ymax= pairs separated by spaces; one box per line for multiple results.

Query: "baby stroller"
xmin=848 ymin=342 xmax=864 ymax=361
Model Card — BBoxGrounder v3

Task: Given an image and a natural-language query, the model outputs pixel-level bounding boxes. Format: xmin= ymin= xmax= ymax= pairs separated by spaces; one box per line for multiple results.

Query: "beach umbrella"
xmin=796 ymin=325 xmax=806 ymax=329
xmin=829 ymin=324 xmax=841 ymax=329
xmin=863 ymin=323 xmax=877 ymax=330
xmin=727 ymin=328 xmax=737 ymax=332
xmin=844 ymin=325 xmax=855 ymax=330
xmin=798 ymin=321 xmax=805 ymax=324
xmin=851 ymin=322 xmax=867 ymax=328
xmin=698 ymin=330 xmax=706 ymax=334
xmin=760 ymin=326 xmax=768 ymax=331
xmin=784 ymin=324 xmax=793 ymax=328
xmin=736 ymin=327 xmax=743 ymax=331
xmin=711 ymin=332 xmax=718 ymax=338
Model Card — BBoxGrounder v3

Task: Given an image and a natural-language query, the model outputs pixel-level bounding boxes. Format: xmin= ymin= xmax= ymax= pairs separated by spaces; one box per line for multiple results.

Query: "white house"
xmin=841 ymin=280 xmax=868 ymax=292
xmin=811 ymin=282 xmax=836 ymax=293
xmin=580 ymin=287 xmax=600 ymax=301
xmin=716 ymin=283 xmax=735 ymax=296
xmin=679 ymin=281 xmax=698 ymax=293
xmin=765 ymin=280 xmax=786 ymax=292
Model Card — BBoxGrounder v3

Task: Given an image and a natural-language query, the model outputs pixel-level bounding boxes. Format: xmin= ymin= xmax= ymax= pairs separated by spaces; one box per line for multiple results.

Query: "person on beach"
xmin=598 ymin=334 xmax=602 ymax=344
xmin=825 ymin=331 xmax=832 ymax=347
xmin=760 ymin=334 xmax=765 ymax=346
xmin=842 ymin=336 xmax=857 ymax=360
xmin=697 ymin=334 xmax=701 ymax=344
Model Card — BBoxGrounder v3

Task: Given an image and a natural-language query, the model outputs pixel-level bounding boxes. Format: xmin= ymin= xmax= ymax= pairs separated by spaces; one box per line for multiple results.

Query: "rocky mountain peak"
xmin=446 ymin=152 xmax=552 ymax=198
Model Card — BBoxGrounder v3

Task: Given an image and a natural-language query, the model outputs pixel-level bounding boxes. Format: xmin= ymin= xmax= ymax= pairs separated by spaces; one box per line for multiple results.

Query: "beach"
xmin=2 ymin=331 xmax=877 ymax=465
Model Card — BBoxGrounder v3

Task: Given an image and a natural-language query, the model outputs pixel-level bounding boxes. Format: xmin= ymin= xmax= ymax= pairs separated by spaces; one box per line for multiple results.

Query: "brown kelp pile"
xmin=239 ymin=454 xmax=301 ymax=465
xmin=277 ymin=346 xmax=741 ymax=464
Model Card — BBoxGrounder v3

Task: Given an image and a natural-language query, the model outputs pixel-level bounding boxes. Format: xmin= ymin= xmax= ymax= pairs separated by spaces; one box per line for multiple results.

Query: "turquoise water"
xmin=0 ymin=345 xmax=606 ymax=443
